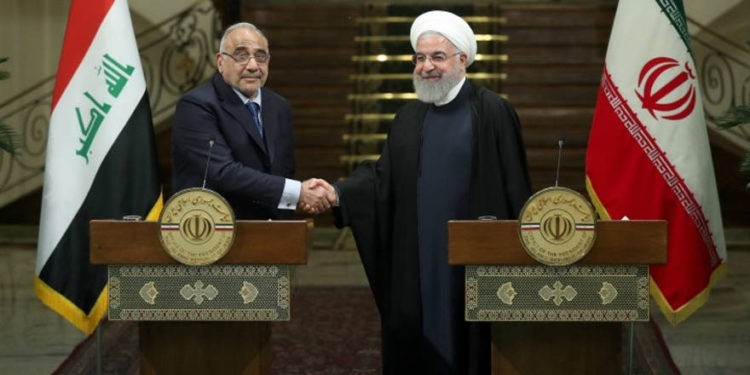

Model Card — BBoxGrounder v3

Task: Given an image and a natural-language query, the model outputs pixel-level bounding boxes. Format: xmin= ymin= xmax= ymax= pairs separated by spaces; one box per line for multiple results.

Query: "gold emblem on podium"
xmin=159 ymin=188 xmax=236 ymax=265
xmin=518 ymin=187 xmax=596 ymax=266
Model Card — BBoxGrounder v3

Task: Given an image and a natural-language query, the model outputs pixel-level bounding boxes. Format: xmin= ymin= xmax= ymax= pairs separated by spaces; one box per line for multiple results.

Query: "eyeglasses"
xmin=411 ymin=52 xmax=461 ymax=65
xmin=221 ymin=51 xmax=270 ymax=65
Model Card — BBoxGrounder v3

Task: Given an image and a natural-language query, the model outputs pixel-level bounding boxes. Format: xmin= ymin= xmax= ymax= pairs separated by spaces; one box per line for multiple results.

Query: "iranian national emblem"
xmin=159 ymin=188 xmax=236 ymax=265
xmin=635 ymin=56 xmax=697 ymax=121
xmin=518 ymin=187 xmax=596 ymax=266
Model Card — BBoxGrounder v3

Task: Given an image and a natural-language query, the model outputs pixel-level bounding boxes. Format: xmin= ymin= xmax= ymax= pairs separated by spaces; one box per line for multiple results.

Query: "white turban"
xmin=410 ymin=10 xmax=477 ymax=67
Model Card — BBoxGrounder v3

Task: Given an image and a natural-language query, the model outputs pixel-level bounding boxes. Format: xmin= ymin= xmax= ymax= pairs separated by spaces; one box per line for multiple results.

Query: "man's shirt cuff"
xmin=278 ymin=178 xmax=301 ymax=210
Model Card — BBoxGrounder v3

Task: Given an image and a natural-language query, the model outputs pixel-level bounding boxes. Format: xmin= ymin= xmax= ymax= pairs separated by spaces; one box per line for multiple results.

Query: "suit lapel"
xmin=259 ymin=89 xmax=275 ymax=163
xmin=213 ymin=74 xmax=268 ymax=155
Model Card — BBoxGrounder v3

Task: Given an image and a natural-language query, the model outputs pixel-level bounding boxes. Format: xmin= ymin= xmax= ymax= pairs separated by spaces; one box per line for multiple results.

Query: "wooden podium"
xmin=448 ymin=220 xmax=667 ymax=374
xmin=90 ymin=220 xmax=311 ymax=375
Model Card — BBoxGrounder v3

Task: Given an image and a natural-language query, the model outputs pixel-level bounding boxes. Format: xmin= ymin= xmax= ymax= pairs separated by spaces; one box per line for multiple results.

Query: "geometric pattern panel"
xmin=108 ymin=265 xmax=290 ymax=321
xmin=466 ymin=265 xmax=649 ymax=322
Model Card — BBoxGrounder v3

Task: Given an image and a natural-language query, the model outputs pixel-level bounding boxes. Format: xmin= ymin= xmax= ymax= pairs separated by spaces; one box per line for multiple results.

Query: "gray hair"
xmin=219 ymin=22 xmax=267 ymax=53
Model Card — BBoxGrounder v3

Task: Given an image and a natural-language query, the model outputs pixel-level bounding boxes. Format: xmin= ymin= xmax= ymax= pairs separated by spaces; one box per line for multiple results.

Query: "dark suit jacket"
xmin=172 ymin=73 xmax=296 ymax=219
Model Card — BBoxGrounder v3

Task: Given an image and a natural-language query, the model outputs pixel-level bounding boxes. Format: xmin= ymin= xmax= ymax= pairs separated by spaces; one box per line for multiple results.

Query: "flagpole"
xmin=96 ymin=322 xmax=102 ymax=375
xmin=555 ymin=137 xmax=564 ymax=187
xmin=627 ymin=322 xmax=634 ymax=375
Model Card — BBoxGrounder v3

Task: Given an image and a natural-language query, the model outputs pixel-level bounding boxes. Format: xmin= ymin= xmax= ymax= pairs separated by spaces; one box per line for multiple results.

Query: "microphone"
xmin=555 ymin=135 xmax=565 ymax=187
xmin=201 ymin=135 xmax=215 ymax=189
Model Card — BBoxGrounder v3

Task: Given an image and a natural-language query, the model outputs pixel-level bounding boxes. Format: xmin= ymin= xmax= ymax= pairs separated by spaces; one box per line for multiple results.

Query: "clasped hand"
xmin=299 ymin=178 xmax=338 ymax=215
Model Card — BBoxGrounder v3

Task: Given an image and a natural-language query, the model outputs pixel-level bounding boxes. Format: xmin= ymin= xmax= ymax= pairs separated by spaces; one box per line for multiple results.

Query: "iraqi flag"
xmin=35 ymin=0 xmax=162 ymax=334
xmin=586 ymin=0 xmax=726 ymax=324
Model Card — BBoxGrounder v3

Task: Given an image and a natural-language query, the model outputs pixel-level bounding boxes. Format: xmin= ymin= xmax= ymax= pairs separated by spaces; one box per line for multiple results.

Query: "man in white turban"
xmin=313 ymin=9 xmax=531 ymax=374
xmin=409 ymin=10 xmax=478 ymax=104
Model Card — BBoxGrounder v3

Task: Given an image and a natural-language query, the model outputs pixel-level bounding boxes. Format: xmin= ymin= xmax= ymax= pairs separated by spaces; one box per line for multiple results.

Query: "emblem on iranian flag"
xmin=635 ymin=56 xmax=697 ymax=121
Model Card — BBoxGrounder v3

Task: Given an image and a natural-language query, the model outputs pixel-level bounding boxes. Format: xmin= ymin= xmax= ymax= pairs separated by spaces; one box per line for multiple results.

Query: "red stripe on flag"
xmin=586 ymin=67 xmax=717 ymax=311
xmin=51 ymin=0 xmax=115 ymax=111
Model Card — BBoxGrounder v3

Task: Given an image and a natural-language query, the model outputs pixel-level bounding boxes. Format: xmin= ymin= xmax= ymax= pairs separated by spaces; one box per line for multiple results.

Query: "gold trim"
xmin=651 ymin=262 xmax=728 ymax=325
xmin=349 ymin=72 xmax=507 ymax=80
xmin=345 ymin=113 xmax=395 ymax=121
xmin=586 ymin=175 xmax=729 ymax=324
xmin=34 ymin=276 xmax=108 ymax=334
xmin=146 ymin=191 xmax=164 ymax=221
xmin=352 ymin=54 xmax=508 ymax=62
xmin=355 ymin=34 xmax=509 ymax=42
xmin=356 ymin=16 xmax=506 ymax=24
xmin=32 ymin=192 xmax=162 ymax=334
xmin=585 ymin=175 xmax=612 ymax=220
xmin=342 ymin=133 xmax=388 ymax=142
xmin=340 ymin=155 xmax=380 ymax=163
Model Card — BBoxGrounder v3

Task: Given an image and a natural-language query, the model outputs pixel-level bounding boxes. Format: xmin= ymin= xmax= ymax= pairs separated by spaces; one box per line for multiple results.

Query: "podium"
xmin=448 ymin=220 xmax=667 ymax=374
xmin=90 ymin=220 xmax=311 ymax=375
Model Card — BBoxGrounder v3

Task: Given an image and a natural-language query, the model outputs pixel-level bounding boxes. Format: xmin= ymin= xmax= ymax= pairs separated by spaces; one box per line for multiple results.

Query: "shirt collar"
xmin=232 ymin=88 xmax=262 ymax=108
xmin=434 ymin=76 xmax=466 ymax=106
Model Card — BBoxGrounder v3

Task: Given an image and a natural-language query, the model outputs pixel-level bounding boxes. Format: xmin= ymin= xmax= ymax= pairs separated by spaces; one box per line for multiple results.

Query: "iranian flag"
xmin=36 ymin=0 xmax=161 ymax=334
xmin=586 ymin=0 xmax=726 ymax=324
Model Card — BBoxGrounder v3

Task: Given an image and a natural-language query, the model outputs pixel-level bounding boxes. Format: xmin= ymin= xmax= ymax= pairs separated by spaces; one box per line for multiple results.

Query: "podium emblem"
xmin=518 ymin=187 xmax=596 ymax=266
xmin=159 ymin=188 xmax=236 ymax=265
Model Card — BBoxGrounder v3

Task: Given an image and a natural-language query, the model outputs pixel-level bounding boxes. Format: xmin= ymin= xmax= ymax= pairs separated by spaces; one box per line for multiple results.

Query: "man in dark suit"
xmin=172 ymin=23 xmax=329 ymax=219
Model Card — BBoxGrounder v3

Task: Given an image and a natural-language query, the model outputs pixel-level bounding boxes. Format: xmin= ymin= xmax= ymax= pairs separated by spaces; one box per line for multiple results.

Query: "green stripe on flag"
xmin=655 ymin=0 xmax=692 ymax=54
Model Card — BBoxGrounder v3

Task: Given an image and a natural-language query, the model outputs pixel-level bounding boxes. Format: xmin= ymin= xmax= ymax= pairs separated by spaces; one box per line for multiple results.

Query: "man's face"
xmin=412 ymin=34 xmax=467 ymax=103
xmin=216 ymin=28 xmax=269 ymax=99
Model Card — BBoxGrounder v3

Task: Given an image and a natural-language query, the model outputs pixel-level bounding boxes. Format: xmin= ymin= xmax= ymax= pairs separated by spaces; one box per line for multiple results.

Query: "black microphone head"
xmin=203 ymin=135 xmax=216 ymax=189
xmin=556 ymin=134 xmax=566 ymax=147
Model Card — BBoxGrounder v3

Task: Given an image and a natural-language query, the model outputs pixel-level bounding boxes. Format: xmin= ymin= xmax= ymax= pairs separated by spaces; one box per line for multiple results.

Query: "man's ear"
xmin=216 ymin=53 xmax=224 ymax=73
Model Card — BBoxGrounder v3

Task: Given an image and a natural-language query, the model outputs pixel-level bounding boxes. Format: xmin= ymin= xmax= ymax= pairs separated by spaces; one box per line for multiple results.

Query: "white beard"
xmin=412 ymin=65 xmax=463 ymax=104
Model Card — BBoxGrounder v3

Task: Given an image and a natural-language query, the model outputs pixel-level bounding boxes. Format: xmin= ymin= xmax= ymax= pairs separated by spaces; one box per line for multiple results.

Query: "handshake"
xmin=298 ymin=178 xmax=338 ymax=215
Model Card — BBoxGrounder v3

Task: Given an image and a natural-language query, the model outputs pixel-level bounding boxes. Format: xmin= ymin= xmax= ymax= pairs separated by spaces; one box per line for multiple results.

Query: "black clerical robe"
xmin=417 ymin=82 xmax=473 ymax=371
xmin=336 ymin=80 xmax=532 ymax=374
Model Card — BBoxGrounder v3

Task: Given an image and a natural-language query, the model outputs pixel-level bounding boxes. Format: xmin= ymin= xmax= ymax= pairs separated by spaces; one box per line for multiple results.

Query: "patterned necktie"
xmin=246 ymin=102 xmax=263 ymax=138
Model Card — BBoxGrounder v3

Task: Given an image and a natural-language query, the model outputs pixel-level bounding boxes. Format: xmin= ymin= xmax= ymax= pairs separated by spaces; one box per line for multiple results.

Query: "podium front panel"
xmin=465 ymin=264 xmax=649 ymax=322
xmin=108 ymin=264 xmax=290 ymax=321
